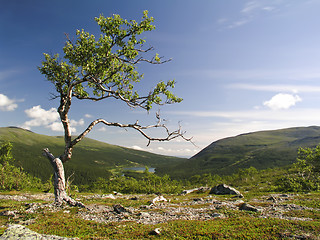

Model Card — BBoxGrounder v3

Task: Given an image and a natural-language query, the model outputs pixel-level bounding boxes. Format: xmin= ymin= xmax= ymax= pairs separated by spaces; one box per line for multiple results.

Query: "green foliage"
xmin=0 ymin=142 xmax=44 ymax=191
xmin=39 ymin=10 xmax=182 ymax=111
xmin=23 ymin=199 xmax=320 ymax=239
xmin=276 ymin=145 xmax=320 ymax=192
xmin=84 ymin=171 xmax=183 ymax=194
xmin=0 ymin=127 xmax=185 ymax=186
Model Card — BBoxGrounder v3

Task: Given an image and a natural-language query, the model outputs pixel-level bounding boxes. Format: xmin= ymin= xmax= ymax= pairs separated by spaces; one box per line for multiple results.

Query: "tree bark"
xmin=42 ymin=148 xmax=85 ymax=208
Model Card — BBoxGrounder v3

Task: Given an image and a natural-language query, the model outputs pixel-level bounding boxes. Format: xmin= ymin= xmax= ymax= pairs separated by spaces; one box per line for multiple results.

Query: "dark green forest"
xmin=1 ymin=126 xmax=320 ymax=194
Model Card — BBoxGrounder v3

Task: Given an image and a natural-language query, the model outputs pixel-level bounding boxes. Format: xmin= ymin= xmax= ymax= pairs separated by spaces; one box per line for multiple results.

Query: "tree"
xmin=39 ymin=11 xmax=190 ymax=206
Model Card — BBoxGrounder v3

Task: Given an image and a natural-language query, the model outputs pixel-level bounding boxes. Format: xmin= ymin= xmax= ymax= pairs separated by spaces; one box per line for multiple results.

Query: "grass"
xmin=0 ymin=191 xmax=319 ymax=239
xmin=26 ymin=212 xmax=320 ymax=239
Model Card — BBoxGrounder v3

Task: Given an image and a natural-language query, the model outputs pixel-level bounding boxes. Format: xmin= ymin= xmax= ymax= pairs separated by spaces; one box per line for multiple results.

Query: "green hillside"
xmin=0 ymin=127 xmax=186 ymax=185
xmin=156 ymin=126 xmax=320 ymax=178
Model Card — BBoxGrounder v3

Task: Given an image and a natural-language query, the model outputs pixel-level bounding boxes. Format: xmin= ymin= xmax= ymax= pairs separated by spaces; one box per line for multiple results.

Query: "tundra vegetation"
xmin=0 ymin=141 xmax=320 ymax=239
xmin=1 ymin=11 xmax=320 ymax=239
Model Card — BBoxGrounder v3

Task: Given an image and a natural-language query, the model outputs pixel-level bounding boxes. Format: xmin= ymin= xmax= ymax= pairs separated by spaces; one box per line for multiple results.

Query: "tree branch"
xmin=70 ymin=113 xmax=192 ymax=150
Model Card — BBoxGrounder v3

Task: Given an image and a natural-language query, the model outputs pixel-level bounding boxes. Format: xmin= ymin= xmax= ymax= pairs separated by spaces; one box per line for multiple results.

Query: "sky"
xmin=2 ymin=0 xmax=320 ymax=158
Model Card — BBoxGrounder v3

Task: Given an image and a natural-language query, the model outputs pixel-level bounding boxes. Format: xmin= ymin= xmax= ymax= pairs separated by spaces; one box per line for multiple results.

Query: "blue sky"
xmin=2 ymin=0 xmax=320 ymax=158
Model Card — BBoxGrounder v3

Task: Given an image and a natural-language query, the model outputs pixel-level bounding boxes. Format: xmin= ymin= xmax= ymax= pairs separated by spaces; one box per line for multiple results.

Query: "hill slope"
xmin=0 ymin=127 xmax=186 ymax=184
xmin=156 ymin=126 xmax=320 ymax=178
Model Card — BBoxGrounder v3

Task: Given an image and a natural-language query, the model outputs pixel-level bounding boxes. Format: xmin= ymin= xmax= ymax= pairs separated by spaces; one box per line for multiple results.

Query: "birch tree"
xmin=39 ymin=11 xmax=189 ymax=206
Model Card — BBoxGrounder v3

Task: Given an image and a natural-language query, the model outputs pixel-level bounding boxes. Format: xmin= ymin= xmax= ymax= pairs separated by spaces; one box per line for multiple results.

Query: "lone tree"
xmin=39 ymin=11 xmax=189 ymax=206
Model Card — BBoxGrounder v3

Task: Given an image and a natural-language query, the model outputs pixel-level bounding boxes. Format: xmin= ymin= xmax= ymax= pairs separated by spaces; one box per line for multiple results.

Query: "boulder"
xmin=209 ymin=184 xmax=243 ymax=197
xmin=0 ymin=224 xmax=77 ymax=239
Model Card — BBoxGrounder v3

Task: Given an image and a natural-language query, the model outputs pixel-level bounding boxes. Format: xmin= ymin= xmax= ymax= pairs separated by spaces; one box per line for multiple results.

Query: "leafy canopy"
xmin=39 ymin=10 xmax=182 ymax=110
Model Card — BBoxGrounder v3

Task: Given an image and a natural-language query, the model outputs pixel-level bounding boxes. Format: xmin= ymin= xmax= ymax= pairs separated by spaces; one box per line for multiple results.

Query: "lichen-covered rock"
xmin=0 ymin=224 xmax=77 ymax=239
xmin=209 ymin=184 xmax=243 ymax=197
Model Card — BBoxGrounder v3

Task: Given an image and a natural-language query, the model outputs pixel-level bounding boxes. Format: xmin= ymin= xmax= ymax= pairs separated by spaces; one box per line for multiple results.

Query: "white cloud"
xmin=22 ymin=105 xmax=84 ymax=133
xmin=98 ymin=126 xmax=107 ymax=132
xmin=263 ymin=93 xmax=302 ymax=110
xmin=47 ymin=122 xmax=64 ymax=132
xmin=241 ymin=1 xmax=260 ymax=14
xmin=23 ymin=105 xmax=59 ymax=128
xmin=70 ymin=118 xmax=84 ymax=126
xmin=0 ymin=94 xmax=18 ymax=111
xmin=131 ymin=145 xmax=144 ymax=151
xmin=85 ymin=114 xmax=93 ymax=118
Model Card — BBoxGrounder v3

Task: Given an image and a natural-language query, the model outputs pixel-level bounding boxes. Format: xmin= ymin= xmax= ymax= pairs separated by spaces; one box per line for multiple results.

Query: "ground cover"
xmin=0 ymin=191 xmax=319 ymax=239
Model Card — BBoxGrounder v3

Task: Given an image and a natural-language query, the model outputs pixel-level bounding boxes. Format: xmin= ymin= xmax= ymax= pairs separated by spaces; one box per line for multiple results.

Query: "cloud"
xmin=85 ymin=114 xmax=93 ymax=118
xmin=70 ymin=118 xmax=84 ymax=126
xmin=229 ymin=83 xmax=320 ymax=93
xmin=22 ymin=105 xmax=84 ymax=133
xmin=218 ymin=0 xmax=283 ymax=29
xmin=0 ymin=94 xmax=18 ymax=111
xmin=98 ymin=126 xmax=107 ymax=132
xmin=263 ymin=93 xmax=302 ymax=110
xmin=131 ymin=145 xmax=144 ymax=151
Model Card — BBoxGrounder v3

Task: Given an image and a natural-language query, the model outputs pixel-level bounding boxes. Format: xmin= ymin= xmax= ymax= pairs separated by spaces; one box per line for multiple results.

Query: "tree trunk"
xmin=42 ymin=148 xmax=85 ymax=208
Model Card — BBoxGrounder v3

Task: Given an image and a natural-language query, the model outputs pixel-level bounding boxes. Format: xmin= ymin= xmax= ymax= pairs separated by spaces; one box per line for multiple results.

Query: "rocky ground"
xmin=0 ymin=189 xmax=319 ymax=239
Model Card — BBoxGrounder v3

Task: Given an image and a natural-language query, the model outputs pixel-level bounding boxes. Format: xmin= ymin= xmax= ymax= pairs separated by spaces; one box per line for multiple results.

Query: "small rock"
xmin=138 ymin=212 xmax=150 ymax=218
xmin=101 ymin=194 xmax=116 ymax=199
xmin=130 ymin=196 xmax=139 ymax=200
xmin=193 ymin=198 xmax=203 ymax=202
xmin=149 ymin=228 xmax=161 ymax=235
xmin=211 ymin=213 xmax=225 ymax=218
xmin=267 ymin=196 xmax=277 ymax=202
xmin=113 ymin=204 xmax=127 ymax=214
xmin=150 ymin=195 xmax=167 ymax=204
xmin=0 ymin=210 xmax=17 ymax=218
xmin=239 ymin=203 xmax=259 ymax=212
xmin=113 ymin=191 xmax=122 ymax=196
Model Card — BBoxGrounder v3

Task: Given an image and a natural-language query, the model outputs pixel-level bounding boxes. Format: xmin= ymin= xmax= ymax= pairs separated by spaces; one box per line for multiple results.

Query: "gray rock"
xmin=211 ymin=213 xmax=225 ymax=218
xmin=113 ymin=204 xmax=128 ymax=214
xmin=149 ymin=228 xmax=161 ymax=235
xmin=0 ymin=224 xmax=77 ymax=239
xmin=209 ymin=184 xmax=243 ymax=197
xmin=239 ymin=203 xmax=259 ymax=212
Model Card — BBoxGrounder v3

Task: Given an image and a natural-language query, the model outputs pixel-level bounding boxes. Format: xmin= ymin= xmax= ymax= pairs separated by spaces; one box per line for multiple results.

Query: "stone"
xmin=0 ymin=210 xmax=17 ymax=217
xmin=150 ymin=195 xmax=168 ymax=204
xmin=113 ymin=204 xmax=127 ymax=214
xmin=101 ymin=194 xmax=116 ymax=199
xmin=0 ymin=224 xmax=77 ymax=239
xmin=149 ymin=228 xmax=161 ymax=235
xmin=211 ymin=213 xmax=225 ymax=218
xmin=267 ymin=196 xmax=277 ymax=203
xmin=138 ymin=212 xmax=150 ymax=218
xmin=209 ymin=184 xmax=243 ymax=197
xmin=239 ymin=203 xmax=259 ymax=212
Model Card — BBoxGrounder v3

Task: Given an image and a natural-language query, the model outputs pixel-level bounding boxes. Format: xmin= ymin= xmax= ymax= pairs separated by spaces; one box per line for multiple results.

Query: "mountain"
xmin=156 ymin=126 xmax=320 ymax=178
xmin=0 ymin=127 xmax=186 ymax=184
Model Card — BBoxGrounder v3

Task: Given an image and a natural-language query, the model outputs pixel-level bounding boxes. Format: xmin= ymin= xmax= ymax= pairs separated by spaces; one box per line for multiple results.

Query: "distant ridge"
xmin=156 ymin=126 xmax=320 ymax=178
xmin=0 ymin=127 xmax=186 ymax=184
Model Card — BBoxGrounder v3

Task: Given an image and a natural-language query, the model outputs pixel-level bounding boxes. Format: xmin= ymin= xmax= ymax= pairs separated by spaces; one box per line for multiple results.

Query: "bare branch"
xmin=70 ymin=114 xmax=192 ymax=150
